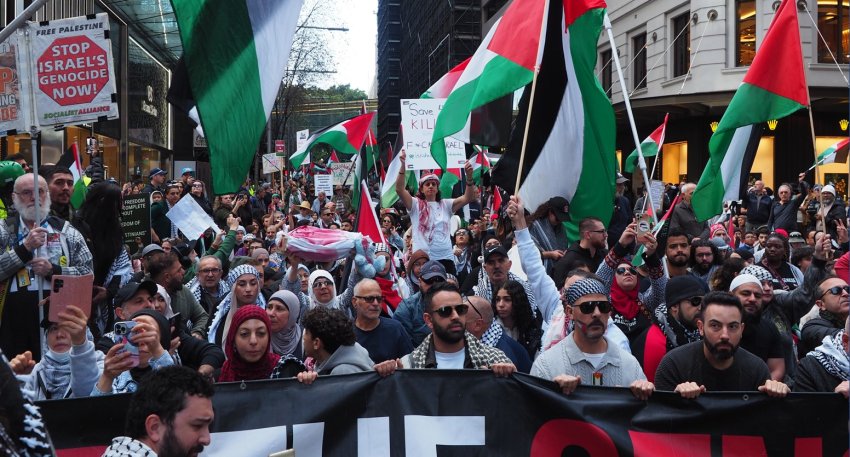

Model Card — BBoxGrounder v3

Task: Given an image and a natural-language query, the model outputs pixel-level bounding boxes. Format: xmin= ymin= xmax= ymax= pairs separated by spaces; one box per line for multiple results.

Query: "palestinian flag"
xmin=430 ymin=0 xmax=547 ymax=170
xmin=438 ymin=168 xmax=462 ymax=197
xmin=422 ymin=58 xmax=470 ymax=99
xmin=692 ymin=0 xmax=808 ymax=221
xmin=360 ymin=101 xmax=378 ymax=172
xmin=169 ymin=0 xmax=303 ymax=194
xmin=491 ymin=0 xmax=615 ymax=241
xmin=810 ymin=138 xmax=850 ymax=169
xmin=290 ymin=112 xmax=376 ymax=168
xmin=624 ymin=113 xmax=668 ymax=173
xmin=471 ymin=146 xmax=491 ymax=185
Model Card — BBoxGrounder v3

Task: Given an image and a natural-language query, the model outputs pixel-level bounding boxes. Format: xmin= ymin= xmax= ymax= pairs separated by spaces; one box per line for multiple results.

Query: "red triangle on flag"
xmin=356 ymin=180 xmax=386 ymax=245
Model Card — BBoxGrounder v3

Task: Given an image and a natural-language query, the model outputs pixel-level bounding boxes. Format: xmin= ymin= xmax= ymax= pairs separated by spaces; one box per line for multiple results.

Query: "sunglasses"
xmin=685 ymin=296 xmax=703 ymax=307
xmin=431 ymin=304 xmax=469 ymax=318
xmin=422 ymin=181 xmax=439 ymax=187
xmin=312 ymin=280 xmax=333 ymax=289
xmin=355 ymin=295 xmax=382 ymax=303
xmin=820 ymin=285 xmax=850 ymax=298
xmin=571 ymin=300 xmax=612 ymax=314
xmin=423 ymin=276 xmax=445 ymax=285
xmin=616 ymin=266 xmax=637 ymax=276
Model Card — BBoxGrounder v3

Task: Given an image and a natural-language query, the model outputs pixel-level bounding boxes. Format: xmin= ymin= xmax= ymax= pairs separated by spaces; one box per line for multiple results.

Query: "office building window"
xmin=818 ymin=0 xmax=849 ymax=64
xmin=633 ymin=33 xmax=647 ymax=90
xmin=737 ymin=0 xmax=756 ymax=66
xmin=600 ymin=49 xmax=612 ymax=97
xmin=671 ymin=12 xmax=690 ymax=77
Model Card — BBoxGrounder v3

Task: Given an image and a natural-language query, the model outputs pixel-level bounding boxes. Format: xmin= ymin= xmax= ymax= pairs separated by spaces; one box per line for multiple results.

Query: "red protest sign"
xmin=275 ymin=139 xmax=285 ymax=155
xmin=37 ymin=35 xmax=109 ymax=106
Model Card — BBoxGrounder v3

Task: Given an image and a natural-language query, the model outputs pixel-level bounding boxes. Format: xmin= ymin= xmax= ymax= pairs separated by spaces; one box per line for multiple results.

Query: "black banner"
xmin=39 ymin=371 xmax=848 ymax=456
xmin=120 ymin=193 xmax=150 ymax=255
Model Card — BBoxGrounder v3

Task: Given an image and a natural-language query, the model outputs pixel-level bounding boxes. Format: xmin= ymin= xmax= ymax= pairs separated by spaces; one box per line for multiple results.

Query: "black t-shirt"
xmin=741 ymin=316 xmax=784 ymax=362
xmin=761 ymin=261 xmax=799 ymax=291
xmin=654 ymin=341 xmax=771 ymax=392
xmin=354 ymin=317 xmax=414 ymax=364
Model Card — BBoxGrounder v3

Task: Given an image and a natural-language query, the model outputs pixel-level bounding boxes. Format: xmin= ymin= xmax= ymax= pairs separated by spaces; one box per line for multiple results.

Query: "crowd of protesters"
xmin=1 ymin=149 xmax=848 ymax=456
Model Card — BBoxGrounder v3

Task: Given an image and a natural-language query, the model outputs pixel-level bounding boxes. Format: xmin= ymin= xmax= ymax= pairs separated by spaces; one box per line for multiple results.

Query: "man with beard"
xmin=188 ymin=256 xmax=230 ymax=316
xmin=377 ymin=282 xmax=515 ymax=374
xmin=473 ymin=245 xmax=536 ymax=315
xmin=531 ymin=278 xmax=654 ymax=399
xmin=147 ymin=252 xmax=208 ymax=339
xmin=40 ymin=165 xmax=74 ymax=222
xmin=552 ymin=217 xmax=608 ymax=287
xmin=0 ymin=174 xmax=92 ymax=361
xmin=103 ymin=366 xmax=214 ymax=457
xmin=729 ymin=274 xmax=785 ymax=380
xmin=689 ymin=239 xmax=722 ymax=285
xmin=654 ymin=291 xmax=790 ymax=398
xmin=814 ymin=184 xmax=846 ymax=241
xmin=394 ymin=258 xmax=444 ymax=346
xmin=631 ymin=275 xmax=708 ymax=381
xmin=800 ymin=276 xmax=850 ymax=357
xmin=662 ymin=229 xmax=697 ymax=279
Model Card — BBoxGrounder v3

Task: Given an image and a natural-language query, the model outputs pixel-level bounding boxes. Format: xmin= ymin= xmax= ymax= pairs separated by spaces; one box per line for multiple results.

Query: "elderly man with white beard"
xmin=0 ymin=174 xmax=92 ymax=361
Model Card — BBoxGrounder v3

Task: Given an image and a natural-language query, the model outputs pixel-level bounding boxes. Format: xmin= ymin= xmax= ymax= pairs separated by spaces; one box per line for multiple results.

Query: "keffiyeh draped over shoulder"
xmin=808 ymin=331 xmax=850 ymax=381
xmin=472 ymin=268 xmax=538 ymax=318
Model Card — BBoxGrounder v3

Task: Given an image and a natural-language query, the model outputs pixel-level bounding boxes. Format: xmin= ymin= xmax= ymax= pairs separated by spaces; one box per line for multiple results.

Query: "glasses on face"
xmin=423 ymin=181 xmax=439 ymax=187
xmin=820 ymin=285 xmax=850 ymax=298
xmin=572 ymin=300 xmax=612 ymax=314
xmin=431 ymin=304 xmax=469 ymax=318
xmin=199 ymin=268 xmax=221 ymax=275
xmin=14 ymin=189 xmax=47 ymax=199
xmin=616 ymin=266 xmax=637 ymax=276
xmin=464 ymin=297 xmax=482 ymax=319
xmin=455 ymin=231 xmax=468 ymax=237
xmin=685 ymin=296 xmax=703 ymax=307
xmin=587 ymin=229 xmax=606 ymax=235
xmin=355 ymin=295 xmax=382 ymax=303
xmin=312 ymin=280 xmax=333 ymax=289
xmin=423 ymin=277 xmax=445 ymax=285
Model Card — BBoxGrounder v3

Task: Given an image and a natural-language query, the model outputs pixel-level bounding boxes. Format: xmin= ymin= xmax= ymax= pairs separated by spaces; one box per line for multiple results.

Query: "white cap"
xmin=729 ymin=274 xmax=763 ymax=292
xmin=822 ymin=184 xmax=836 ymax=195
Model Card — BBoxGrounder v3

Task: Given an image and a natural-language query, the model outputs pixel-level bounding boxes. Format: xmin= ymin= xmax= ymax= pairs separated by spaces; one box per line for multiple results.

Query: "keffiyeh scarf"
xmin=473 ymin=268 xmax=538 ymax=318
xmin=807 ymin=331 xmax=850 ymax=381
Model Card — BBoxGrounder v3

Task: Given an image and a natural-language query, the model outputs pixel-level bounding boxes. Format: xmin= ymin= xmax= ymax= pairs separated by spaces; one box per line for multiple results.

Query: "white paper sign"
xmin=314 ymin=174 xmax=333 ymax=197
xmin=262 ymin=153 xmax=282 ymax=174
xmin=296 ymin=129 xmax=310 ymax=165
xmin=331 ymin=161 xmax=355 ymax=185
xmin=649 ymin=180 xmax=665 ymax=212
xmin=166 ymin=194 xmax=218 ymax=241
xmin=400 ymin=98 xmax=466 ymax=171
xmin=30 ymin=14 xmax=119 ymax=127
xmin=0 ymin=32 xmax=29 ymax=134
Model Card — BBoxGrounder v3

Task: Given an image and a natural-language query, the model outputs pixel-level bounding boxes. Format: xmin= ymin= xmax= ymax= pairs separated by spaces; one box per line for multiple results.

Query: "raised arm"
xmin=451 ymin=161 xmax=476 ymax=213
xmin=395 ymin=151 xmax=414 ymax=210
xmin=508 ymin=196 xmax=560 ymax=323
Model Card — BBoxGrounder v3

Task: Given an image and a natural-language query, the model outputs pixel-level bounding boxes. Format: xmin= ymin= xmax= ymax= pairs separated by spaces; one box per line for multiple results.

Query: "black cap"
xmin=114 ymin=280 xmax=158 ymax=308
xmin=546 ymin=196 xmax=570 ymax=223
xmin=483 ymin=245 xmax=509 ymax=262
xmin=420 ymin=260 xmax=447 ymax=281
xmin=665 ymin=275 xmax=707 ymax=307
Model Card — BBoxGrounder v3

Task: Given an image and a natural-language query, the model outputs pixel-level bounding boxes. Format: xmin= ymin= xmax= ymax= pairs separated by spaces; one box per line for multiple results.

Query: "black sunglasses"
xmin=616 ymin=266 xmax=637 ymax=276
xmin=686 ymin=296 xmax=703 ymax=307
xmin=820 ymin=285 xmax=850 ymax=299
xmin=572 ymin=300 xmax=612 ymax=314
xmin=312 ymin=280 xmax=333 ymax=289
xmin=423 ymin=277 xmax=445 ymax=285
xmin=431 ymin=304 xmax=470 ymax=318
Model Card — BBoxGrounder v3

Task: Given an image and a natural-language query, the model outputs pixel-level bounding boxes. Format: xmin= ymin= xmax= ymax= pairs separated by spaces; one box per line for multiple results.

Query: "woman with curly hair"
xmin=710 ymin=257 xmax=746 ymax=292
xmin=494 ymin=280 xmax=543 ymax=359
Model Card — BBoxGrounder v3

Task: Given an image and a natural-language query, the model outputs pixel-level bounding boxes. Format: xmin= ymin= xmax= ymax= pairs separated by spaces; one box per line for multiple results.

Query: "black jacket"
xmin=800 ymin=316 xmax=843 ymax=359
xmin=794 ymin=355 xmax=843 ymax=393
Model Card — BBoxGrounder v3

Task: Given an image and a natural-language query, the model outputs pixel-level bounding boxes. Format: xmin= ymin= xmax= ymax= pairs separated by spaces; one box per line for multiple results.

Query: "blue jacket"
xmin=495 ymin=333 xmax=532 ymax=374
xmin=393 ymin=292 xmax=430 ymax=347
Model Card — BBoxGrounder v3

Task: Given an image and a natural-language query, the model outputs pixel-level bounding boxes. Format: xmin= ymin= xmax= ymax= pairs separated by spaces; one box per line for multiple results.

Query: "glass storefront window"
xmin=128 ymin=142 xmax=162 ymax=182
xmin=737 ymin=0 xmax=756 ymax=66
xmin=818 ymin=0 xmax=850 ymax=64
xmin=65 ymin=126 xmax=119 ymax=181
xmin=815 ymin=136 xmax=849 ymax=200
xmin=662 ymin=142 xmax=689 ymax=184
xmin=4 ymin=134 xmax=33 ymax=157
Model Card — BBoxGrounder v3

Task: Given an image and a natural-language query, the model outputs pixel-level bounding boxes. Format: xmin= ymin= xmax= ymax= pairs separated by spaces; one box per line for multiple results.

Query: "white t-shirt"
xmin=581 ymin=352 xmax=606 ymax=370
xmin=409 ymin=197 xmax=455 ymax=261
xmin=434 ymin=349 xmax=466 ymax=369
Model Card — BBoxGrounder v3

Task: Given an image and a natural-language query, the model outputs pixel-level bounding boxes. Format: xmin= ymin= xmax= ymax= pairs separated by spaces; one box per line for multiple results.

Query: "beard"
xmin=667 ymin=255 xmax=689 ymax=268
xmin=704 ymin=339 xmax=738 ymax=360
xmin=432 ymin=318 xmax=465 ymax=344
xmin=158 ymin=427 xmax=204 ymax=457
xmin=14 ymin=192 xmax=51 ymax=223
xmin=692 ymin=262 xmax=713 ymax=274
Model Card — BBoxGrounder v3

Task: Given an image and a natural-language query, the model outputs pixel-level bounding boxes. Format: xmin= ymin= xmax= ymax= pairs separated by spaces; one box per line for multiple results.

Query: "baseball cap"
xmin=789 ymin=231 xmax=805 ymax=243
xmin=148 ymin=168 xmax=166 ymax=178
xmin=420 ymin=260 xmax=447 ymax=281
xmin=114 ymin=280 xmax=158 ymax=308
xmin=546 ymin=196 xmax=570 ymax=222
xmin=141 ymin=244 xmax=164 ymax=257
xmin=616 ymin=173 xmax=629 ymax=184
xmin=181 ymin=167 xmax=195 ymax=177
xmin=483 ymin=245 xmax=509 ymax=262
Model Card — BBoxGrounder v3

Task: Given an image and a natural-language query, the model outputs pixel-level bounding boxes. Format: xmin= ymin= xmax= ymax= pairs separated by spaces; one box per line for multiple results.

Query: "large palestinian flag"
xmin=692 ymin=0 xmax=807 ymax=221
xmin=491 ymin=0 xmax=615 ymax=241
xmin=169 ymin=0 xmax=303 ymax=194
xmin=290 ymin=112 xmax=376 ymax=168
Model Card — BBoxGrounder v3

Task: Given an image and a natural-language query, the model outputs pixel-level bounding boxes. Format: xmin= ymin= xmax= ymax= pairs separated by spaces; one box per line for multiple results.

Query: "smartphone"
xmin=636 ymin=214 xmax=653 ymax=236
xmin=49 ymin=274 xmax=94 ymax=322
xmin=113 ymin=321 xmax=140 ymax=367
xmin=168 ymin=313 xmax=182 ymax=340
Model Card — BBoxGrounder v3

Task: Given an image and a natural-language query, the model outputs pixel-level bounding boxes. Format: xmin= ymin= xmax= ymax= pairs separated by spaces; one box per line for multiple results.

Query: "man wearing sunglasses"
xmin=394 ymin=260 xmax=446 ymax=346
xmin=654 ymin=291 xmax=790 ymax=399
xmin=352 ymin=279 xmax=412 ymax=364
xmin=377 ymin=282 xmax=515 ymax=375
xmin=531 ymin=278 xmax=653 ymax=400
xmin=800 ymin=276 xmax=850 ymax=357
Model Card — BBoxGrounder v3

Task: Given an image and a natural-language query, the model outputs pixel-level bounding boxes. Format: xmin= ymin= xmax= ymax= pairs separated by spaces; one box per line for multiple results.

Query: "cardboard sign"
xmin=30 ymin=14 xmax=119 ymax=127
xmin=262 ymin=152 xmax=282 ymax=174
xmin=314 ymin=174 xmax=333 ymax=196
xmin=331 ymin=161 xmax=355 ymax=186
xmin=296 ymin=129 xmax=310 ymax=165
xmin=121 ymin=193 xmax=150 ymax=254
xmin=400 ymin=98 xmax=466 ymax=171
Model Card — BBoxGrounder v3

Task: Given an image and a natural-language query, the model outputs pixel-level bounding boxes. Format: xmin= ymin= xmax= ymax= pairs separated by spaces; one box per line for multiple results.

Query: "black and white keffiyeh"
xmin=479 ymin=320 xmax=503 ymax=347
xmin=472 ymin=268 xmax=538 ymax=318
xmin=565 ymin=278 xmax=609 ymax=306
xmin=807 ymin=331 xmax=850 ymax=381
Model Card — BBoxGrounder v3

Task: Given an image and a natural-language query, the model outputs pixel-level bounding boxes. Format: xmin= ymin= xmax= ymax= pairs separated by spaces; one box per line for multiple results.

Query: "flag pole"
xmin=513 ymin=0 xmax=551 ymax=195
xmin=604 ymin=13 xmax=658 ymax=224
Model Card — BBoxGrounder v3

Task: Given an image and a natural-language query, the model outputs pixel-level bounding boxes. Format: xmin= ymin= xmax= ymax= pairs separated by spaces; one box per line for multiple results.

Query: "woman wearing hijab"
xmin=218 ymin=306 xmax=280 ymax=382
xmin=267 ymin=290 xmax=302 ymax=357
xmin=208 ymin=265 xmax=267 ymax=347
xmin=307 ymin=270 xmax=352 ymax=317
xmin=395 ymin=150 xmax=475 ymax=275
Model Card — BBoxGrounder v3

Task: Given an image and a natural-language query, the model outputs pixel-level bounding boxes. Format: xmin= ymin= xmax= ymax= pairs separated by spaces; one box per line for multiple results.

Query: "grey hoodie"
xmin=316 ymin=342 xmax=374 ymax=375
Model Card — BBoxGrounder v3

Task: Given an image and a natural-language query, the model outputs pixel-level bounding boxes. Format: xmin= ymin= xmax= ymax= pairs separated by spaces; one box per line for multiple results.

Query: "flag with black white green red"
xmin=169 ymin=0 xmax=304 ymax=194
xmin=624 ymin=114 xmax=668 ymax=174
xmin=471 ymin=146 xmax=491 ymax=185
xmin=381 ymin=125 xmax=418 ymax=208
xmin=290 ymin=112 xmax=376 ymax=169
xmin=491 ymin=0 xmax=615 ymax=241
xmin=810 ymin=138 xmax=849 ymax=169
xmin=430 ymin=0 xmax=547 ymax=171
xmin=692 ymin=0 xmax=808 ymax=222
xmin=56 ymin=143 xmax=89 ymax=209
